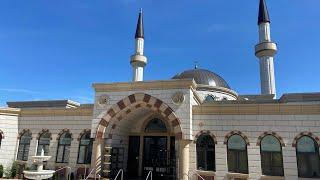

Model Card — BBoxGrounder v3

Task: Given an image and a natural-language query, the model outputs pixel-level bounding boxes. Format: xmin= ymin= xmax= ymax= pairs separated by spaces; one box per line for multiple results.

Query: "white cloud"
xmin=0 ymin=88 xmax=40 ymax=94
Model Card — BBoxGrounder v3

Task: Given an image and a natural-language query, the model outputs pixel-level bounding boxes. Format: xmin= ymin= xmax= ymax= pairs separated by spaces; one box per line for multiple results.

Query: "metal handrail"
xmin=84 ymin=167 xmax=101 ymax=180
xmin=188 ymin=170 xmax=205 ymax=180
xmin=55 ymin=166 xmax=71 ymax=180
xmin=145 ymin=170 xmax=152 ymax=180
xmin=114 ymin=169 xmax=124 ymax=180
xmin=84 ymin=165 xmax=87 ymax=178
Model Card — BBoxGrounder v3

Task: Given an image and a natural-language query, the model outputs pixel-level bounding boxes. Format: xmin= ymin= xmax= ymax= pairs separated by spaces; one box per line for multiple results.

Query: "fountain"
xmin=23 ymin=149 xmax=55 ymax=180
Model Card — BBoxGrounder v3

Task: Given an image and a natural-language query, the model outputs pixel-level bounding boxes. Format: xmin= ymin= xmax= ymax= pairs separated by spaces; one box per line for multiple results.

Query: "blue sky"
xmin=1 ymin=0 xmax=320 ymax=106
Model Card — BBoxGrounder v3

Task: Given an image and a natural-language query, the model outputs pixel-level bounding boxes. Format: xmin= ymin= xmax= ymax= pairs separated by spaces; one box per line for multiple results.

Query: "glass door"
xmin=143 ymin=136 xmax=167 ymax=179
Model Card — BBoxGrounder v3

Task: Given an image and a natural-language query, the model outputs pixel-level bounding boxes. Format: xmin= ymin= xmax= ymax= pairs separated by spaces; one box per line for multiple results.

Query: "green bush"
xmin=0 ymin=164 xmax=3 ymax=178
xmin=10 ymin=161 xmax=19 ymax=178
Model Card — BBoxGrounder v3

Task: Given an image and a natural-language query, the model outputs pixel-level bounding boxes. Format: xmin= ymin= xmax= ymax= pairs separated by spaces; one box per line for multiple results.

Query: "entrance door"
xmin=127 ymin=136 xmax=140 ymax=178
xmin=143 ymin=136 xmax=168 ymax=180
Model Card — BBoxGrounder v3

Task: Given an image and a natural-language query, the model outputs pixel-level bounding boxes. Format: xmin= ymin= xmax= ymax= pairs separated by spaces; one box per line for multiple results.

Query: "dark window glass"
xmin=17 ymin=132 xmax=32 ymax=161
xmin=77 ymin=132 xmax=93 ymax=164
xmin=296 ymin=136 xmax=320 ymax=178
xmin=37 ymin=132 xmax=51 ymax=156
xmin=227 ymin=134 xmax=248 ymax=174
xmin=261 ymin=135 xmax=284 ymax=176
xmin=145 ymin=118 xmax=167 ymax=133
xmin=196 ymin=134 xmax=215 ymax=171
xmin=204 ymin=95 xmax=216 ymax=103
xmin=56 ymin=132 xmax=72 ymax=163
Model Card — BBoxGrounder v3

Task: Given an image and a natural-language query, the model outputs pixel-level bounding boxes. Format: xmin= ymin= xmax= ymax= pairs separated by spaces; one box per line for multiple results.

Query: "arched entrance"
xmin=93 ymin=93 xmax=186 ymax=180
xmin=128 ymin=117 xmax=176 ymax=180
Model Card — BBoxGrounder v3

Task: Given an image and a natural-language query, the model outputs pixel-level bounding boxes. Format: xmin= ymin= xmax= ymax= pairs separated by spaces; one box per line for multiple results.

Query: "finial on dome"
xmin=194 ymin=61 xmax=198 ymax=69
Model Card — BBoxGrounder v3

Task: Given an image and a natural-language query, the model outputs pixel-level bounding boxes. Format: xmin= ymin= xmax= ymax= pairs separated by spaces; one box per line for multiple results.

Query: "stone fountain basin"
xmin=23 ymin=170 xmax=55 ymax=179
xmin=31 ymin=156 xmax=51 ymax=163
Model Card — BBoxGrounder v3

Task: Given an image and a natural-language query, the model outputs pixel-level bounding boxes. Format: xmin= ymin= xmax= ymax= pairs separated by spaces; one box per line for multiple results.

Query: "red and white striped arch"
xmin=95 ymin=93 xmax=183 ymax=140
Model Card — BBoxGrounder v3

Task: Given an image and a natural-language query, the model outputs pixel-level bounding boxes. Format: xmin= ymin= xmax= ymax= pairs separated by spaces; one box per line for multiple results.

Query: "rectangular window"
xmin=227 ymin=150 xmax=248 ymax=174
xmin=78 ymin=146 xmax=86 ymax=164
xmin=17 ymin=144 xmax=30 ymax=161
xmin=261 ymin=152 xmax=284 ymax=176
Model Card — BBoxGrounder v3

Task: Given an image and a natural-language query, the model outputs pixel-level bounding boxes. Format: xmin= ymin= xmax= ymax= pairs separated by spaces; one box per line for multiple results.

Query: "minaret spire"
xmin=130 ymin=9 xmax=147 ymax=82
xmin=255 ymin=0 xmax=278 ymax=97
xmin=258 ymin=0 xmax=270 ymax=25
xmin=135 ymin=8 xmax=144 ymax=39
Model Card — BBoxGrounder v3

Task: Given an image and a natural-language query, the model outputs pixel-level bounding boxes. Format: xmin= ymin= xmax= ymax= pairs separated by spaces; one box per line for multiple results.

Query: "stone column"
xmin=92 ymin=138 xmax=103 ymax=176
xmin=215 ymin=142 xmax=228 ymax=180
xmin=247 ymin=144 xmax=261 ymax=179
xmin=179 ymin=140 xmax=191 ymax=180
xmin=103 ymin=146 xmax=112 ymax=178
xmin=283 ymin=145 xmax=298 ymax=179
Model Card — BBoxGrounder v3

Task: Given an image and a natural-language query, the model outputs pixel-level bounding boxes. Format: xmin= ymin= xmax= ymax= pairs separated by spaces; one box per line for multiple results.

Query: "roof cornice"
xmin=193 ymin=103 xmax=320 ymax=115
xmin=93 ymin=79 xmax=197 ymax=92
xmin=0 ymin=108 xmax=20 ymax=116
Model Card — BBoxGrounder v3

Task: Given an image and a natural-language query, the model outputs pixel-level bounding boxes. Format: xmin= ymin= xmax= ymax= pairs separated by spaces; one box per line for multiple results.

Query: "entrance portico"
xmin=93 ymin=93 xmax=190 ymax=180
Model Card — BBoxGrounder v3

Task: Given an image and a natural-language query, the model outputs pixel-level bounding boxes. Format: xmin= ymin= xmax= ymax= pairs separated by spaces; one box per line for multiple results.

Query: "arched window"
xmin=296 ymin=136 xmax=320 ymax=178
xmin=77 ymin=132 xmax=93 ymax=164
xmin=227 ymin=134 xmax=248 ymax=174
xmin=260 ymin=135 xmax=284 ymax=176
xmin=56 ymin=132 xmax=72 ymax=163
xmin=204 ymin=95 xmax=216 ymax=103
xmin=37 ymin=132 xmax=51 ymax=155
xmin=17 ymin=131 xmax=32 ymax=161
xmin=145 ymin=118 xmax=167 ymax=133
xmin=196 ymin=134 xmax=215 ymax=171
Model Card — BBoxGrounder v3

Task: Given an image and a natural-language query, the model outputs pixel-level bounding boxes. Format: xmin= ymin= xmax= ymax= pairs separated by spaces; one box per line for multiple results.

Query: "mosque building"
xmin=1 ymin=0 xmax=320 ymax=179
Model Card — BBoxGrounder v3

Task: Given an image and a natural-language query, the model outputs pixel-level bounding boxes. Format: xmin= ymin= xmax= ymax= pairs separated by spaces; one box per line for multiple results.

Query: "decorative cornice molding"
xmin=0 ymin=108 xmax=20 ymax=116
xmin=93 ymin=79 xmax=197 ymax=92
xmin=193 ymin=104 xmax=320 ymax=115
xmin=20 ymin=107 xmax=93 ymax=117
xmin=196 ymin=84 xmax=238 ymax=98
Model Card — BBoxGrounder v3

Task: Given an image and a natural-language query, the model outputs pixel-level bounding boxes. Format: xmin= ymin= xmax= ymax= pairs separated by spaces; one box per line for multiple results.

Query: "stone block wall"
xmin=18 ymin=115 xmax=92 ymax=172
xmin=92 ymin=89 xmax=193 ymax=140
xmin=0 ymin=114 xmax=19 ymax=170
xmin=191 ymin=114 xmax=320 ymax=180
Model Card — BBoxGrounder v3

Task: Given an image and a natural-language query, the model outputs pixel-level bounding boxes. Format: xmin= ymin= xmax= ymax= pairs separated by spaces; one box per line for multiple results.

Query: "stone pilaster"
xmin=103 ymin=146 xmax=112 ymax=179
xmin=282 ymin=145 xmax=298 ymax=179
xmin=179 ymin=140 xmax=192 ymax=180
xmin=92 ymin=139 xmax=103 ymax=177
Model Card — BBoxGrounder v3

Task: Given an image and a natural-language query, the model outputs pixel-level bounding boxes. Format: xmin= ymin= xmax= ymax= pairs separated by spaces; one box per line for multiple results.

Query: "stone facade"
xmin=192 ymin=113 xmax=320 ymax=180
xmin=0 ymin=81 xmax=320 ymax=180
xmin=0 ymin=109 xmax=19 ymax=169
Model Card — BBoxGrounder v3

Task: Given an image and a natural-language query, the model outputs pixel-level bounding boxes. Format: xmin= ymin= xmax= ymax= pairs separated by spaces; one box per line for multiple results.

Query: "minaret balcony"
xmin=130 ymin=54 xmax=147 ymax=66
xmin=255 ymin=41 xmax=277 ymax=57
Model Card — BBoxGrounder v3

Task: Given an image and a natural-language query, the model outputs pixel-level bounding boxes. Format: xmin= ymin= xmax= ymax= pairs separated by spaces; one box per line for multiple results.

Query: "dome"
xmin=172 ymin=68 xmax=231 ymax=89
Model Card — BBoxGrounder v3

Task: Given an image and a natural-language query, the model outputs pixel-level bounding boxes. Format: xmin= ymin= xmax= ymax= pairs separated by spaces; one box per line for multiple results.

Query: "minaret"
xmin=255 ymin=0 xmax=277 ymax=97
xmin=130 ymin=9 xmax=147 ymax=82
